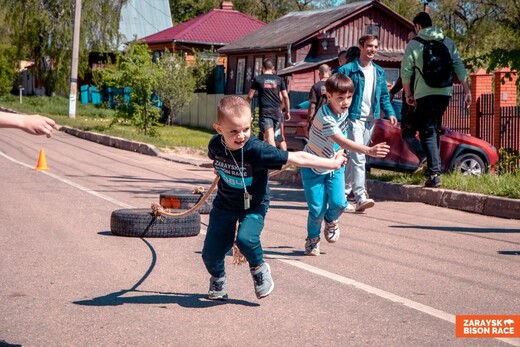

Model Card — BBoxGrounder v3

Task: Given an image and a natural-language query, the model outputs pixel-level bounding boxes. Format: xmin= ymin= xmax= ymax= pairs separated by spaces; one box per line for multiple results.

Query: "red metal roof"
xmin=139 ymin=9 xmax=265 ymax=45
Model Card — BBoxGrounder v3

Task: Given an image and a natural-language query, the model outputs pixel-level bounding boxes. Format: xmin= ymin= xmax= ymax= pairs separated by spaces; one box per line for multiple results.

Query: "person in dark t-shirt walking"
xmin=247 ymin=58 xmax=290 ymax=147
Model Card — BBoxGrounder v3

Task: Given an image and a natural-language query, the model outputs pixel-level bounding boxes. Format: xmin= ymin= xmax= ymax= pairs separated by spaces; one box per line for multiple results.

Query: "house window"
xmin=367 ymin=24 xmax=380 ymax=37
xmin=236 ymin=58 xmax=246 ymax=94
xmin=276 ymin=57 xmax=285 ymax=72
xmin=254 ymin=57 xmax=263 ymax=77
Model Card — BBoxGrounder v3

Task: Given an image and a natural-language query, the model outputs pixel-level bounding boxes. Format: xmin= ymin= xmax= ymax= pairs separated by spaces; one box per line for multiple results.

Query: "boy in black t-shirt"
xmin=307 ymin=64 xmax=330 ymax=130
xmin=203 ymin=95 xmax=346 ymax=300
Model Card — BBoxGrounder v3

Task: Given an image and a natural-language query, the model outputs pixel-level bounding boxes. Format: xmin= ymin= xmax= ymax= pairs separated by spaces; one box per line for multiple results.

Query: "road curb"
xmin=58 ymin=126 xmax=519 ymax=220
xmin=269 ymin=169 xmax=519 ymax=220
xmin=59 ymin=125 xmax=161 ymax=157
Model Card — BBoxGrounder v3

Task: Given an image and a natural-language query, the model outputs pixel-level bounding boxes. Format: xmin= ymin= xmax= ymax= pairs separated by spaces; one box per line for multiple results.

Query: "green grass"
xmin=2 ymin=94 xmax=519 ymax=199
xmin=0 ymin=94 xmax=215 ymax=151
xmin=368 ymin=169 xmax=520 ymax=199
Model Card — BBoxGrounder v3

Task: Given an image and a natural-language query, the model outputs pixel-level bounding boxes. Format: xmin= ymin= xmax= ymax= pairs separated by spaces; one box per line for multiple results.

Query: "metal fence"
xmin=500 ymin=106 xmax=520 ymax=151
xmin=444 ymin=88 xmax=520 ymax=154
xmin=443 ymin=84 xmax=470 ymax=133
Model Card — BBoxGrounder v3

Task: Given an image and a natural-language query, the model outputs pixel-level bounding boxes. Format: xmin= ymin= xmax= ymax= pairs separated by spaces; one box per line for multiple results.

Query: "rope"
xmin=151 ymin=168 xmax=287 ymax=218
xmin=150 ymin=168 xmax=287 ymax=265
xmin=151 ymin=175 xmax=220 ymax=218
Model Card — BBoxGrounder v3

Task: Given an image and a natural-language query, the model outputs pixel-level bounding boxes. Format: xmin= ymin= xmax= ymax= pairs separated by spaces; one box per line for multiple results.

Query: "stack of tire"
xmin=110 ymin=187 xmax=216 ymax=238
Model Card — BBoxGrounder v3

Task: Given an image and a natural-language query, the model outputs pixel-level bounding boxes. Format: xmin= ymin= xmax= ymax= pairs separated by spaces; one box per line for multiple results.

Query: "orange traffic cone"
xmin=34 ymin=148 xmax=48 ymax=171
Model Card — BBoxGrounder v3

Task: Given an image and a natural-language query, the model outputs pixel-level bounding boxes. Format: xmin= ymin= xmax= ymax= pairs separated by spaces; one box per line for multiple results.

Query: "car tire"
xmin=110 ymin=208 xmax=201 ymax=237
xmin=454 ymin=153 xmax=486 ymax=176
xmin=159 ymin=189 xmax=216 ymax=214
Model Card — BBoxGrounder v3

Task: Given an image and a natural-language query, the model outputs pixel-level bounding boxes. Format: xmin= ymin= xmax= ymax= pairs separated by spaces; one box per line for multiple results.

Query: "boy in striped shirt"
xmin=301 ymin=73 xmax=390 ymax=256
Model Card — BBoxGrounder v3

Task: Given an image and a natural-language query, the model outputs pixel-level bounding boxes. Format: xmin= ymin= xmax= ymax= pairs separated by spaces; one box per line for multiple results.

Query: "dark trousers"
xmin=414 ymin=95 xmax=451 ymax=176
xmin=202 ymin=204 xmax=267 ymax=277
xmin=400 ymin=107 xmax=426 ymax=162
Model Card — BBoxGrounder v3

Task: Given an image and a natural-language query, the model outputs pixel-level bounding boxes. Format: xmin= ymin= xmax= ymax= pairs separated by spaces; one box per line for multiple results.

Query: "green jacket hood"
xmin=418 ymin=26 xmax=445 ymax=41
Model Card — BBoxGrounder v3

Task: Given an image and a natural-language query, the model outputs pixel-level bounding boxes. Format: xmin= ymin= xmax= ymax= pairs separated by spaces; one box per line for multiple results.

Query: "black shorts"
xmin=258 ymin=116 xmax=279 ymax=133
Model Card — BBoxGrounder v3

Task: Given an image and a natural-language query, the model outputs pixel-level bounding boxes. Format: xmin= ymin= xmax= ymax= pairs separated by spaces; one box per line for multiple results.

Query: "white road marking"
xmin=4 ymin=151 xmax=519 ymax=346
xmin=0 ymin=151 xmax=133 ymax=208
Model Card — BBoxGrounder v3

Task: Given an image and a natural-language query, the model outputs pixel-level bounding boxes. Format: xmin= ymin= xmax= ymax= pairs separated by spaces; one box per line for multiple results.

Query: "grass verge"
xmin=0 ymin=94 xmax=214 ymax=151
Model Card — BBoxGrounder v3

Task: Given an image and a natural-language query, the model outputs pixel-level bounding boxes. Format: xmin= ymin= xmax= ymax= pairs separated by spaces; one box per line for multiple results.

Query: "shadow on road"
xmin=73 ymin=289 xmax=258 ymax=308
xmin=390 ymin=225 xmax=520 ymax=233
xmin=74 ymin=233 xmax=258 ymax=308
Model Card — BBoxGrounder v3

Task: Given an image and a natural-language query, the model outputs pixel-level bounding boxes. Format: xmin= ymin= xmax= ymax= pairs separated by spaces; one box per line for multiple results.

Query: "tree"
xmin=0 ymin=0 xmax=123 ymax=95
xmin=191 ymin=49 xmax=218 ymax=92
xmin=170 ymin=0 xmax=219 ymax=24
xmin=96 ymin=42 xmax=161 ymax=135
xmin=376 ymin=0 xmax=423 ymax=22
xmin=0 ymin=44 xmax=17 ymax=94
xmin=155 ymin=52 xmax=196 ymax=126
xmin=169 ymin=0 xmax=335 ymax=24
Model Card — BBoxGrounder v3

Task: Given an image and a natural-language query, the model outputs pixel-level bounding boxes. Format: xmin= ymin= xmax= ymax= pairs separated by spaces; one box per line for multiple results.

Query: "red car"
xmin=284 ymin=107 xmax=498 ymax=175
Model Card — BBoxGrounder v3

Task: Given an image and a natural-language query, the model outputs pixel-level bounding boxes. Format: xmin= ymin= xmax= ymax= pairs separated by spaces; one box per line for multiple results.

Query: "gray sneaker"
xmin=208 ymin=276 xmax=228 ymax=300
xmin=304 ymin=237 xmax=320 ymax=256
xmin=250 ymin=262 xmax=274 ymax=299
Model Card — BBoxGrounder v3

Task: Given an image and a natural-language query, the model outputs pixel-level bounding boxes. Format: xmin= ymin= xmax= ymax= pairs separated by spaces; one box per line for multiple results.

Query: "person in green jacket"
xmin=401 ymin=12 xmax=471 ymax=188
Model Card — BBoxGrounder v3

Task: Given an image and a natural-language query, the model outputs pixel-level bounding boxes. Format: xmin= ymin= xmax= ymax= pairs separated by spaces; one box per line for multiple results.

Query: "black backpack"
xmin=413 ymin=37 xmax=454 ymax=88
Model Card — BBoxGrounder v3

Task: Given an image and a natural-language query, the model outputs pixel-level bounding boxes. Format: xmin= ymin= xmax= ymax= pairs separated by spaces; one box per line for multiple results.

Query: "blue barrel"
xmin=80 ymin=85 xmax=89 ymax=104
xmin=91 ymin=86 xmax=101 ymax=105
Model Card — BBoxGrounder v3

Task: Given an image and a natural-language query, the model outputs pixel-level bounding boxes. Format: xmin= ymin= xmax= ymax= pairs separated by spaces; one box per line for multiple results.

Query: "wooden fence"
xmin=175 ymin=93 xmax=225 ymax=130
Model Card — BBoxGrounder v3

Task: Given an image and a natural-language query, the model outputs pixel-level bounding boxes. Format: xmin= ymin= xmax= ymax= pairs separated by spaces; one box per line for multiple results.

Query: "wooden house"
xmin=218 ymin=0 xmax=413 ymax=99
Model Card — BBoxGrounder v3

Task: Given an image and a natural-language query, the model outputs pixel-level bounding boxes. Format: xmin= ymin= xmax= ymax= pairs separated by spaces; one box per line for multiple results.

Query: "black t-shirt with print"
xmin=309 ymin=80 xmax=327 ymax=112
xmin=251 ymin=74 xmax=287 ymax=118
xmin=208 ymin=134 xmax=289 ymax=211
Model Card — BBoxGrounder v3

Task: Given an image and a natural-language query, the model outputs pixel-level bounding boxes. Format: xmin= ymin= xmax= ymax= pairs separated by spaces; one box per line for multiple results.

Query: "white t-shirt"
xmin=359 ymin=62 xmax=375 ymax=120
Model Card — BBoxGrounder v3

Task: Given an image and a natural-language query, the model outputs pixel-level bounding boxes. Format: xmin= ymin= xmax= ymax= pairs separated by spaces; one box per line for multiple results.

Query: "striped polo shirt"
xmin=304 ymin=103 xmax=349 ymax=174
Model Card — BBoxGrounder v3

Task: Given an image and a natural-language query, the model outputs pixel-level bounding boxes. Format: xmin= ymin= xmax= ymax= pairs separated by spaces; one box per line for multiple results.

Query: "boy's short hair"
xmin=262 ymin=58 xmax=274 ymax=70
xmin=325 ymin=73 xmax=354 ymax=95
xmin=318 ymin=64 xmax=330 ymax=75
xmin=217 ymin=95 xmax=251 ymax=122
xmin=358 ymin=34 xmax=379 ymax=47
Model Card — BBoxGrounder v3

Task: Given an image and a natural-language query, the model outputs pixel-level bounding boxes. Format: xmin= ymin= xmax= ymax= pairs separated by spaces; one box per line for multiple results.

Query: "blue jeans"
xmin=301 ymin=166 xmax=346 ymax=239
xmin=202 ymin=204 xmax=267 ymax=277
xmin=345 ymin=119 xmax=375 ymax=200
xmin=415 ymin=95 xmax=451 ymax=176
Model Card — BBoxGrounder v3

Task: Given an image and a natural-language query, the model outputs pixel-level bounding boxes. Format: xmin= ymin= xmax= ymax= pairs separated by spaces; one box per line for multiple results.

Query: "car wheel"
xmin=454 ymin=153 xmax=486 ymax=176
xmin=110 ymin=208 xmax=201 ymax=237
xmin=159 ymin=188 xmax=216 ymax=214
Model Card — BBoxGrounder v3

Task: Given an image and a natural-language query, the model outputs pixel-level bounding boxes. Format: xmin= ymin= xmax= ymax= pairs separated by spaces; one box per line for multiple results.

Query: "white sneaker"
xmin=324 ymin=219 xmax=340 ymax=243
xmin=355 ymin=196 xmax=375 ymax=212
xmin=343 ymin=203 xmax=355 ymax=213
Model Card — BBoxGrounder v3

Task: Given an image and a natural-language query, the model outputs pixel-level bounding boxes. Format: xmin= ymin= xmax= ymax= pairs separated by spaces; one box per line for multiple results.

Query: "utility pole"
xmin=422 ymin=0 xmax=431 ymax=12
xmin=68 ymin=0 xmax=82 ymax=119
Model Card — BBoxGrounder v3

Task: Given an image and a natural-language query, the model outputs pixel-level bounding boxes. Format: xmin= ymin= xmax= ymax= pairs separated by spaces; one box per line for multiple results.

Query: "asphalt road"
xmin=1 ymin=129 xmax=519 ymax=347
